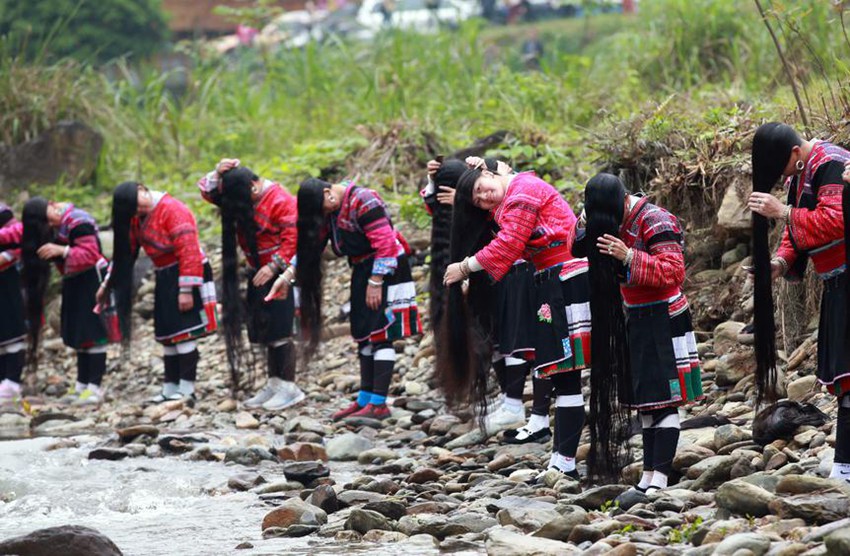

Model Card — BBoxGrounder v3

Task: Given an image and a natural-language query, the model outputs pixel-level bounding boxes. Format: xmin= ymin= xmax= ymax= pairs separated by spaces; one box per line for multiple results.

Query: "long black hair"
xmin=436 ymin=163 xmax=499 ymax=416
xmin=220 ymin=166 xmax=262 ymax=388
xmin=108 ymin=182 xmax=141 ymax=343
xmin=296 ymin=178 xmax=331 ymax=359
xmin=751 ymin=123 xmax=800 ymax=405
xmin=582 ymin=173 xmax=633 ymax=482
xmin=0 ymin=205 xmax=12 ymax=228
xmin=21 ymin=197 xmax=53 ymax=371
xmin=429 ymin=159 xmax=468 ymax=336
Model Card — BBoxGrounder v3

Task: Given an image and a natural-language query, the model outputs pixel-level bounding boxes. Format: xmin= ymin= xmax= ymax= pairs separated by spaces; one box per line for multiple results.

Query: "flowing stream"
xmin=0 ymin=435 xmax=453 ymax=556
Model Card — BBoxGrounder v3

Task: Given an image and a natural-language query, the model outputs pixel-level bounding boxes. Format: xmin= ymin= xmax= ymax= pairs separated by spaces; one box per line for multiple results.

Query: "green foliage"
xmin=0 ymin=0 xmax=168 ymax=63
xmin=668 ymin=517 xmax=703 ymax=544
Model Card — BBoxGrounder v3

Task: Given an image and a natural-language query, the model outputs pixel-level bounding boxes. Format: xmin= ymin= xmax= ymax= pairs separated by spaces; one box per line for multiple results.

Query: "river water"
xmin=0 ymin=436 xmax=457 ymax=556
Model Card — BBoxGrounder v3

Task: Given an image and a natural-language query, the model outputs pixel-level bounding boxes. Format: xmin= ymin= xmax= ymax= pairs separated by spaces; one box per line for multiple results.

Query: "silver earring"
xmin=795 ymin=159 xmax=805 ymax=172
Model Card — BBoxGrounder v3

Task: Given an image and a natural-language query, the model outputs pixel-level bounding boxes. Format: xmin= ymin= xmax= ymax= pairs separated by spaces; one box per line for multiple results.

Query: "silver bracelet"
xmin=623 ymin=248 xmax=634 ymax=267
xmin=367 ymin=278 xmax=383 ymax=288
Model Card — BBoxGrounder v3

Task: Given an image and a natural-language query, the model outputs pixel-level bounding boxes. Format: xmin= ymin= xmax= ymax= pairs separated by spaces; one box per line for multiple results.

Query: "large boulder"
xmin=0 ymin=525 xmax=123 ymax=556
xmin=0 ymin=121 xmax=103 ymax=193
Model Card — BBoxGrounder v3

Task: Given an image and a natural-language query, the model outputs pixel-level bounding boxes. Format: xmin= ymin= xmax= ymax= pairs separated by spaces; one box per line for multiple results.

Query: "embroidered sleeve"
xmin=0 ymin=221 xmax=23 ymax=270
xmin=64 ymin=223 xmax=103 ymax=275
xmin=273 ymin=190 xmax=298 ymax=267
xmin=356 ymin=191 xmax=398 ymax=276
xmin=475 ymin=198 xmax=538 ymax=281
xmin=165 ymin=202 xmax=204 ymax=287
xmin=786 ymin=162 xmax=845 ymax=252
xmin=197 ymin=170 xmax=223 ymax=206
xmin=626 ymin=217 xmax=685 ymax=289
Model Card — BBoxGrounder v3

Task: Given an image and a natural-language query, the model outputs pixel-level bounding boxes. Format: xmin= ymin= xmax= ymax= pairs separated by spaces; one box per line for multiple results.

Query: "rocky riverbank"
xmin=1 ymin=220 xmax=849 ymax=555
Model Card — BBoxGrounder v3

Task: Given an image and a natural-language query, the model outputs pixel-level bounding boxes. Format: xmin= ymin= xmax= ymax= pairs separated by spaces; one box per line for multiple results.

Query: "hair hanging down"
xmin=109 ymin=182 xmax=141 ymax=343
xmin=429 ymin=159 xmax=469 ymax=337
xmin=751 ymin=123 xmax=800 ymax=405
xmin=296 ymin=178 xmax=331 ymax=360
xmin=582 ymin=173 xmax=634 ymax=482
xmin=0 ymin=207 xmax=12 ymax=228
xmin=21 ymin=197 xmax=53 ymax=372
xmin=219 ymin=166 xmax=262 ymax=388
xmin=436 ymin=164 xmax=499 ymax=418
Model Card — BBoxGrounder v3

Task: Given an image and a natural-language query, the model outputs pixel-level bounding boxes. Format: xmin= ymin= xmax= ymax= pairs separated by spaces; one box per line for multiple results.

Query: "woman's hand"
xmin=216 ymin=158 xmax=240 ymax=176
xmin=596 ymin=234 xmax=628 ymax=261
xmin=252 ymin=264 xmax=276 ymax=287
xmin=748 ymin=192 xmax=786 ymax=219
xmin=366 ymin=277 xmax=383 ymax=310
xmin=178 ymin=291 xmax=194 ymax=312
xmin=465 ymin=156 xmax=486 ymax=170
xmin=265 ymin=274 xmax=291 ymax=302
xmin=95 ymin=285 xmax=108 ymax=307
xmin=443 ymin=262 xmax=467 ymax=285
xmin=436 ymin=186 xmax=456 ymax=206
xmin=37 ymin=243 xmax=65 ymax=260
xmin=495 ymin=160 xmax=513 ymax=175
xmin=844 ymin=162 xmax=850 ymax=185
xmin=427 ymin=159 xmax=442 ymax=176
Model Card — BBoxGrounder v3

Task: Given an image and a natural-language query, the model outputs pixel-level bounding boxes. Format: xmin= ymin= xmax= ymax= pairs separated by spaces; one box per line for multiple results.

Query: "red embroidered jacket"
xmin=54 ymin=205 xmax=106 ymax=277
xmin=131 ymin=194 xmax=205 ymax=288
xmin=775 ymin=141 xmax=850 ymax=280
xmin=620 ymin=197 xmax=686 ymax=306
xmin=0 ymin=204 xmax=22 ymax=272
xmin=198 ymin=172 xmax=297 ymax=270
xmin=475 ymin=172 xmax=584 ymax=281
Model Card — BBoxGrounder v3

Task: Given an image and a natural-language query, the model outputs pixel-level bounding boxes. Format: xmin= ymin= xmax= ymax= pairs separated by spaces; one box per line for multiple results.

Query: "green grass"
xmin=2 ymin=0 xmax=847 ymax=233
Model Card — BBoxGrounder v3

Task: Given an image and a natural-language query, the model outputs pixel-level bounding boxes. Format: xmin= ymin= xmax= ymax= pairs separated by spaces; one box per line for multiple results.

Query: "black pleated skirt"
xmin=246 ymin=271 xmax=295 ymax=345
xmin=350 ymin=254 xmax=422 ymax=343
xmin=494 ymin=261 xmax=535 ymax=357
xmin=0 ymin=266 xmax=26 ymax=347
xmin=61 ymin=266 xmax=109 ymax=349
xmin=154 ymin=262 xmax=218 ymax=345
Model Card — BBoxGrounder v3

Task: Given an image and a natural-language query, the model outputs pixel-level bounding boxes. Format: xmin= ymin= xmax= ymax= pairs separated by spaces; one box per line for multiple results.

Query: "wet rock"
xmin=357 ymin=448 xmax=398 ymax=464
xmin=487 ymin=453 xmax=516 ymax=472
xmin=445 ymin=429 xmax=487 ymax=449
xmin=284 ymin=416 xmax=327 ymax=436
xmin=786 ymin=376 xmax=817 ymax=402
xmin=614 ymin=488 xmax=649 ymax=511
xmin=262 ymin=524 xmax=319 ymax=538
xmin=234 ymin=541 xmax=253 ymax=549
xmin=345 ymin=509 xmax=395 ymax=534
xmin=825 ymin=526 xmax=850 ymax=555
xmin=713 ymin=532 xmax=770 ymax=555
xmin=343 ymin=416 xmax=385 ymax=429
xmin=261 ymin=497 xmax=327 ymax=531
xmin=254 ymin=481 xmax=303 ymax=494
xmin=337 ymin=490 xmax=387 ymax=506
xmin=224 ymin=446 xmax=276 ymax=466
xmin=234 ymin=412 xmax=260 ymax=429
xmin=33 ymin=417 xmax=95 ymax=437
xmin=276 ymin=442 xmax=328 ymax=462
xmin=158 ymin=435 xmax=203 ymax=454
xmin=363 ymin=500 xmax=406 ymax=521
xmin=326 ymin=433 xmax=374 ymax=461
xmin=714 ymin=425 xmax=750 ymax=450
xmin=307 ymin=485 xmax=339 ymax=514
xmin=115 ymin=425 xmax=159 ymax=443
xmin=282 ymin=461 xmax=330 ymax=485
xmin=406 ymin=467 xmax=443 ymax=484
xmin=497 ymin=506 xmax=562 ymax=533
xmin=396 ymin=514 xmax=475 ymax=539
xmin=769 ymin=493 xmax=850 ymax=524
xmin=88 ymin=448 xmax=130 ymax=461
xmin=673 ymin=445 xmax=716 ymax=471
xmin=428 ymin=414 xmax=461 ymax=435
xmin=571 ymin=484 xmax=630 ymax=510
xmin=446 ymin=513 xmax=498 ymax=534
xmin=0 ymin=525 xmax=123 ymax=556
xmin=716 ymin=480 xmax=775 ymax=517
xmin=532 ymin=510 xmax=589 ymax=542
xmin=775 ymin=475 xmax=850 ymax=495
xmin=228 ymin=473 xmax=266 ymax=492
xmin=567 ymin=524 xmax=604 ymax=544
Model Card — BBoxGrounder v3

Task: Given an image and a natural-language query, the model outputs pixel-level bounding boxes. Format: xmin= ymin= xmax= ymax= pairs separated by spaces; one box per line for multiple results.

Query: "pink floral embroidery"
xmin=537 ymin=303 xmax=552 ymax=323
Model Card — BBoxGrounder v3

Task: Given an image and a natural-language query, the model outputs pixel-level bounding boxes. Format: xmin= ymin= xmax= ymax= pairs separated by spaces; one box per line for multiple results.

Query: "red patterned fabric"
xmin=775 ymin=141 xmax=850 ymax=279
xmin=0 ymin=220 xmax=22 ymax=272
xmin=621 ymin=197 xmax=686 ymax=305
xmin=131 ymin=194 xmax=205 ymax=288
xmin=55 ymin=205 xmax=106 ymax=276
xmin=476 ymin=172 xmax=582 ymax=280
xmin=198 ymin=173 xmax=298 ymax=269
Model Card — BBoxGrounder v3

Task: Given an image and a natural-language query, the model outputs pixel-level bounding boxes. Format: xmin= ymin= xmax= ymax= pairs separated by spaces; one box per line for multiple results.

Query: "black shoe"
xmin=504 ymin=426 xmax=552 ymax=444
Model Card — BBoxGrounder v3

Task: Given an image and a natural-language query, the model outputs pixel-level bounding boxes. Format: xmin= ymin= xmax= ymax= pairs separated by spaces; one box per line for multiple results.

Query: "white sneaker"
xmin=73 ymin=389 xmax=102 ymax=406
xmin=244 ymin=381 xmax=281 ymax=409
xmin=484 ymin=404 xmax=525 ymax=434
xmin=262 ymin=382 xmax=306 ymax=411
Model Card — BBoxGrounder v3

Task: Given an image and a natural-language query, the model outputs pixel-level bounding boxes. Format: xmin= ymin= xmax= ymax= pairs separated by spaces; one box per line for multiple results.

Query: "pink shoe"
xmin=0 ymin=380 xmax=22 ymax=401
